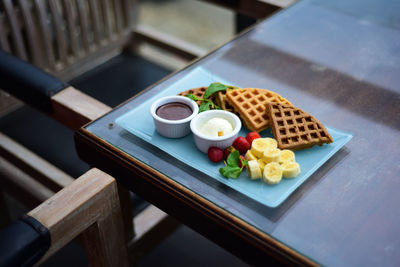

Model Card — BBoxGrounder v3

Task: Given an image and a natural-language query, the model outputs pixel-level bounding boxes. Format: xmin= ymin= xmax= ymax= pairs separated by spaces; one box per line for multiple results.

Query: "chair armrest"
xmin=0 ymin=168 xmax=129 ymax=266
xmin=0 ymin=50 xmax=67 ymax=114
xmin=28 ymin=168 xmax=129 ymax=266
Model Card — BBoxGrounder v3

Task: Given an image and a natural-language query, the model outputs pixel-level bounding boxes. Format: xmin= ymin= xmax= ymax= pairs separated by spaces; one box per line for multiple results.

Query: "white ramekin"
xmin=150 ymin=95 xmax=199 ymax=138
xmin=190 ymin=110 xmax=241 ymax=153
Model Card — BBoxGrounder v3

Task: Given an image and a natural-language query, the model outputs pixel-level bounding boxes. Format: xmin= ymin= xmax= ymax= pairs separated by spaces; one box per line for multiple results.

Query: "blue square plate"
xmin=116 ymin=67 xmax=353 ymax=207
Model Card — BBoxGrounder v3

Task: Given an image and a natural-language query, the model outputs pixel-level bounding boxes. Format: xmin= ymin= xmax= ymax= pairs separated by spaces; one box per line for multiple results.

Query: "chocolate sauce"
xmin=156 ymin=102 xmax=193 ymax=120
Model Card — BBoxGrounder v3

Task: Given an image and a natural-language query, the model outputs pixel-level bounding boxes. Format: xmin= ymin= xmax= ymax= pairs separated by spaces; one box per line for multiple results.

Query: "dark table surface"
xmin=75 ymin=0 xmax=400 ymax=265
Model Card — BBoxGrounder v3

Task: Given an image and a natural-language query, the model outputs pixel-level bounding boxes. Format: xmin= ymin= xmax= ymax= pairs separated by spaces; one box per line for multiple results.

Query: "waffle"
xmin=216 ymin=90 xmax=235 ymax=112
xmin=178 ymin=87 xmax=209 ymax=106
xmin=225 ymin=88 xmax=292 ymax=132
xmin=266 ymin=102 xmax=333 ymax=150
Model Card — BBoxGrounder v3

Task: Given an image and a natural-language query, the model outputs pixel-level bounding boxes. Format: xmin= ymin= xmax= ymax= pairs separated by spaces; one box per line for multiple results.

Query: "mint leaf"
xmin=219 ymin=166 xmax=242 ymax=179
xmin=226 ymin=150 xmax=240 ymax=166
xmin=185 ymin=94 xmax=199 ymax=101
xmin=219 ymin=151 xmax=247 ymax=178
xmin=203 ymin=83 xmax=227 ymax=99
xmin=199 ymin=101 xmax=212 ymax=112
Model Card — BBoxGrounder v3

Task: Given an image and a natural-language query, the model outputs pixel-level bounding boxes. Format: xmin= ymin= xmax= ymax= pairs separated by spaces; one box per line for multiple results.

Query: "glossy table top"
xmin=78 ymin=0 xmax=400 ymax=265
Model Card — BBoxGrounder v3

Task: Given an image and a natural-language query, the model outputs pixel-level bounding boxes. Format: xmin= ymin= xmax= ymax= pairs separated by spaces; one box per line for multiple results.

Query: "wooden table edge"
xmin=75 ymin=128 xmax=317 ymax=266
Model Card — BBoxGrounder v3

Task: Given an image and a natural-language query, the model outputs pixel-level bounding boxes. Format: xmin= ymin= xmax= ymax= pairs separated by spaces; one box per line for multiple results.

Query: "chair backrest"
xmin=0 ymin=0 xmax=137 ymax=80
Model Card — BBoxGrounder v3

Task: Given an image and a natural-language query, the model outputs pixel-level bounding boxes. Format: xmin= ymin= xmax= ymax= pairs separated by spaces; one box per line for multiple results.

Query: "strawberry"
xmin=232 ymin=136 xmax=250 ymax=154
xmin=208 ymin=147 xmax=223 ymax=163
xmin=246 ymin=132 xmax=261 ymax=145
xmin=223 ymin=146 xmax=236 ymax=160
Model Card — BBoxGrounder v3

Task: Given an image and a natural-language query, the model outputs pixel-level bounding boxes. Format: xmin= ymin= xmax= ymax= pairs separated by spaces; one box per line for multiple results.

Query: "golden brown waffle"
xmin=225 ymin=88 xmax=292 ymax=132
xmin=216 ymin=90 xmax=235 ymax=112
xmin=266 ymin=103 xmax=333 ymax=150
xmin=178 ymin=87 xmax=209 ymax=106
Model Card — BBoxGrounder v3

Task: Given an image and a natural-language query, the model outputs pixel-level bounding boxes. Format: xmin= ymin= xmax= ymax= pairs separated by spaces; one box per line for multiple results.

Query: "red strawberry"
xmin=246 ymin=132 xmax=261 ymax=145
xmin=208 ymin=147 xmax=223 ymax=163
xmin=239 ymin=155 xmax=246 ymax=168
xmin=232 ymin=136 xmax=250 ymax=154
xmin=223 ymin=146 xmax=236 ymax=160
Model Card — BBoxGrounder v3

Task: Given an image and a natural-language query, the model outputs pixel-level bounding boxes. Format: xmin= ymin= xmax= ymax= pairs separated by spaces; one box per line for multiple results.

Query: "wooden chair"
xmin=0 ymin=168 xmax=130 ymax=267
xmin=0 ymin=48 xmax=180 ymax=264
xmin=0 ymin=0 xmax=187 ymax=263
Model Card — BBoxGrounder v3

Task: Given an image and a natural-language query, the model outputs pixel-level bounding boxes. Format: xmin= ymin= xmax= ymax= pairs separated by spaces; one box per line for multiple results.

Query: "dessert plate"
xmin=116 ymin=67 xmax=353 ymax=207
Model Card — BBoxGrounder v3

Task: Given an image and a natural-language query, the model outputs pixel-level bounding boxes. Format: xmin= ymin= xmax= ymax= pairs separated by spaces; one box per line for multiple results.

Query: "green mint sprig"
xmin=183 ymin=82 xmax=239 ymax=113
xmin=185 ymin=93 xmax=221 ymax=112
xmin=203 ymin=83 xmax=227 ymax=99
xmin=219 ymin=150 xmax=248 ymax=179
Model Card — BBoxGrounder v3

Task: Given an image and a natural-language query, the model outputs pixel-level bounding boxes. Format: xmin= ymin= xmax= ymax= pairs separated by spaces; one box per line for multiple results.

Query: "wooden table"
xmin=75 ymin=0 xmax=400 ymax=265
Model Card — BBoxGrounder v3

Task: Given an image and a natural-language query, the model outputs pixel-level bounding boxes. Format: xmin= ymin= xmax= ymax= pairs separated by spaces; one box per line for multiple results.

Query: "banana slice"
xmin=257 ymin=159 xmax=266 ymax=172
xmin=245 ymin=150 xmax=258 ymax=161
xmin=247 ymin=160 xmax=262 ymax=180
xmin=263 ymin=162 xmax=283 ymax=184
xmin=279 ymin=150 xmax=295 ymax=164
xmin=262 ymin=148 xmax=281 ymax=163
xmin=251 ymin=138 xmax=278 ymax=158
xmin=282 ymin=162 xmax=301 ymax=178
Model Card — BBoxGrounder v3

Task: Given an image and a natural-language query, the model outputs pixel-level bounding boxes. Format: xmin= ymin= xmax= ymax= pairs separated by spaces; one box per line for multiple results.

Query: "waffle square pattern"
xmin=226 ymin=88 xmax=292 ymax=132
xmin=267 ymin=103 xmax=333 ymax=150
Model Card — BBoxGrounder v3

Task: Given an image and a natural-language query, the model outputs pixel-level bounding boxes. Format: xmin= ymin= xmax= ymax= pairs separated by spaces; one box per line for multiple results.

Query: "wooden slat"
xmin=0 ymin=132 xmax=74 ymax=192
xmin=76 ymin=0 xmax=90 ymax=53
xmin=0 ymin=156 xmax=54 ymax=207
xmin=34 ymin=0 xmax=57 ymax=70
xmin=49 ymin=0 xmax=68 ymax=65
xmin=62 ymin=0 xmax=80 ymax=59
xmin=0 ymin=14 xmax=11 ymax=52
xmin=112 ymin=0 xmax=124 ymax=34
xmin=88 ymin=0 xmax=102 ymax=46
xmin=121 ymin=0 xmax=138 ymax=30
xmin=1 ymin=0 xmax=28 ymax=59
xmin=51 ymin=86 xmax=112 ymax=130
xmin=16 ymin=0 xmax=43 ymax=66
xmin=100 ymin=0 xmax=113 ymax=40
xmin=29 ymin=168 xmax=129 ymax=266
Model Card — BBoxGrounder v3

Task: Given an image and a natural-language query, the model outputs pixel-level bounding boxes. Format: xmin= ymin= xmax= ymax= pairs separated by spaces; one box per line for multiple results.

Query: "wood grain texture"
xmin=62 ymin=0 xmax=80 ymax=59
xmin=49 ymin=0 xmax=68 ymax=66
xmin=1 ymin=0 xmax=28 ymax=59
xmin=29 ymin=168 xmax=129 ymax=266
xmin=51 ymin=86 xmax=112 ymax=130
xmin=18 ymin=0 xmax=43 ymax=67
xmin=34 ymin=0 xmax=57 ymax=70
xmin=0 ymin=12 xmax=11 ymax=52
xmin=76 ymin=0 xmax=90 ymax=53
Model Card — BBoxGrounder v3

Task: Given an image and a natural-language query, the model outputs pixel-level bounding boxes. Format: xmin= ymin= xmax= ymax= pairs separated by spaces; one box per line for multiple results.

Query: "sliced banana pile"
xmin=245 ymin=138 xmax=301 ymax=184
